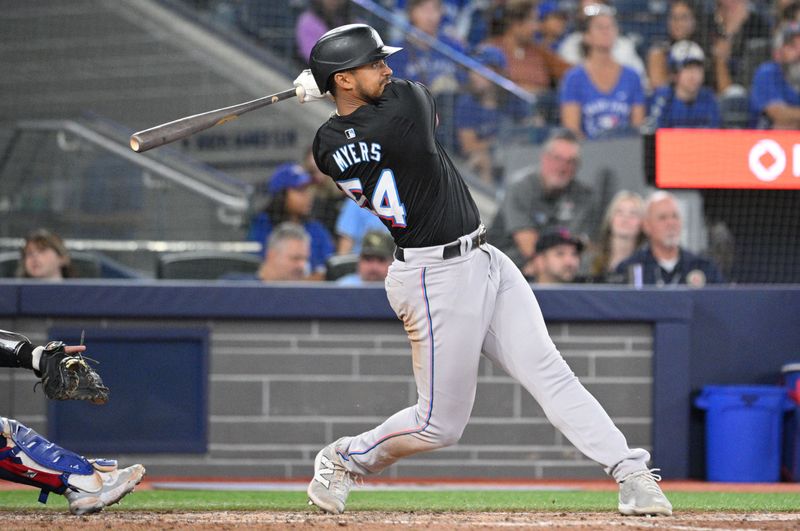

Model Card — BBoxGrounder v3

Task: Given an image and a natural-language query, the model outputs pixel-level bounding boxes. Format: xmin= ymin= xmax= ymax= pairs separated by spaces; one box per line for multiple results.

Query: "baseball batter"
xmin=0 ymin=329 xmax=144 ymax=514
xmin=296 ymin=24 xmax=672 ymax=517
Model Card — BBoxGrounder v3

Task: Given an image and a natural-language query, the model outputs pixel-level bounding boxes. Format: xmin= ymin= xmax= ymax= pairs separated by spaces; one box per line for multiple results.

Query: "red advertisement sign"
xmin=656 ymin=129 xmax=800 ymax=189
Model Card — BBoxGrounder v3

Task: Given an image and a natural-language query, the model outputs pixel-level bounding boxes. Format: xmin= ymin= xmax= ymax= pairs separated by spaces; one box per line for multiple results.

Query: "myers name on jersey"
xmin=332 ymin=141 xmax=382 ymax=172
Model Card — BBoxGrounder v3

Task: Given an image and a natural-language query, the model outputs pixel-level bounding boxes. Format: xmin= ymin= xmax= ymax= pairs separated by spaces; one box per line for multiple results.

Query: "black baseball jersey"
xmin=313 ymin=79 xmax=480 ymax=248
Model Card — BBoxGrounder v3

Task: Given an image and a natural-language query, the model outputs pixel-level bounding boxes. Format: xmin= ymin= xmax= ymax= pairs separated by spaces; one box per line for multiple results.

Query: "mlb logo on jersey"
xmin=345 ymin=128 xmax=356 ymax=139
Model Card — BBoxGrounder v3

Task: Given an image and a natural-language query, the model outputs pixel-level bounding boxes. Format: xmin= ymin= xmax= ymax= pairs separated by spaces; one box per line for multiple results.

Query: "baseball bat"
xmin=130 ymin=86 xmax=302 ymax=153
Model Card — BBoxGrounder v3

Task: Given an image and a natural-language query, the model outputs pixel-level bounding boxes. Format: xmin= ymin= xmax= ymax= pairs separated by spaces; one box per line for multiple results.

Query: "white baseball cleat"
xmin=65 ymin=464 xmax=146 ymax=515
xmin=618 ymin=468 xmax=673 ymax=516
xmin=307 ymin=438 xmax=360 ymax=514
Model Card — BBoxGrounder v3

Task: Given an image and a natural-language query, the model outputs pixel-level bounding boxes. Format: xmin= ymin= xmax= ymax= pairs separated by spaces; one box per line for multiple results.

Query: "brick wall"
xmin=0 ymin=317 xmax=652 ymax=480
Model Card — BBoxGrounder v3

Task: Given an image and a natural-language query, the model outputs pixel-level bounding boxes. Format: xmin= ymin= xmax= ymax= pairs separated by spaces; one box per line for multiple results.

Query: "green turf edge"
xmin=1 ymin=490 xmax=799 ymax=512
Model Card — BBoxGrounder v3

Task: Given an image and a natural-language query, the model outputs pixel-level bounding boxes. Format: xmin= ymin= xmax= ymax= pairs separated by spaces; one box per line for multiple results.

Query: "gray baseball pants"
xmin=334 ymin=227 xmax=650 ymax=482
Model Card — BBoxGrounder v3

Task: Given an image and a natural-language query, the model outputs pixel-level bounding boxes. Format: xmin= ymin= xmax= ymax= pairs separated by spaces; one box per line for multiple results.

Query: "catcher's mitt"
xmin=36 ymin=341 xmax=110 ymax=404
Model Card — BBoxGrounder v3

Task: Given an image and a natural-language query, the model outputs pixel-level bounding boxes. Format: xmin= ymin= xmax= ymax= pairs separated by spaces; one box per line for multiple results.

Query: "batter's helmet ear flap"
xmin=309 ymin=24 xmax=402 ymax=93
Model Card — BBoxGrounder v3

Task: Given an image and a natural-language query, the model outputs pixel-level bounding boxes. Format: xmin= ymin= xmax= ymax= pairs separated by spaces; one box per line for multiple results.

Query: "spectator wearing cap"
xmin=454 ymin=44 xmax=530 ymax=185
xmin=645 ymin=40 xmax=721 ymax=129
xmin=337 ymin=230 xmax=395 ymax=286
xmin=488 ymin=128 xmax=599 ymax=278
xmin=483 ymin=0 xmax=571 ymax=95
xmin=558 ymin=3 xmax=646 ymax=140
xmin=531 ymin=228 xmax=586 ymax=284
xmin=615 ymin=191 xmax=724 ymax=287
xmin=750 ymin=21 xmax=800 ymax=129
xmin=535 ymin=0 xmax=570 ymax=52
xmin=247 ymin=162 xmax=334 ymax=278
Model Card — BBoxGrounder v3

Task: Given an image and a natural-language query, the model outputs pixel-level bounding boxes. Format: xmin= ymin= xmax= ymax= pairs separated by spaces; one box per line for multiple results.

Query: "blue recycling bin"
xmin=695 ymin=385 xmax=793 ymax=482
xmin=781 ymin=364 xmax=800 ymax=481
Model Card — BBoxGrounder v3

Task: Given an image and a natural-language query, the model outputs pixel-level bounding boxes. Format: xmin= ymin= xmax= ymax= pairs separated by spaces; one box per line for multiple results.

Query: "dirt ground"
xmin=5 ymin=510 xmax=800 ymax=530
xmin=4 ymin=480 xmax=800 ymax=529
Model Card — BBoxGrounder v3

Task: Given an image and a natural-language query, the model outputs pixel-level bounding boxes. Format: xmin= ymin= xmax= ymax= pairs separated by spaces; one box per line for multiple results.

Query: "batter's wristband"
xmin=15 ymin=342 xmax=35 ymax=370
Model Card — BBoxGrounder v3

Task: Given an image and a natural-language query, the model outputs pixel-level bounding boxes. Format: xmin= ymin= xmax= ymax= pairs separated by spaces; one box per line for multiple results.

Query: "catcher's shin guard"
xmin=0 ymin=416 xmax=109 ymax=503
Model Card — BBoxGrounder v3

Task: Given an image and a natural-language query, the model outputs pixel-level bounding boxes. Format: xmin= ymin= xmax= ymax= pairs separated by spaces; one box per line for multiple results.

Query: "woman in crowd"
xmin=557 ymin=0 xmax=646 ymax=83
xmin=559 ymin=4 xmax=646 ymax=139
xmin=16 ymin=228 xmax=73 ymax=280
xmin=588 ymin=190 xmax=646 ymax=282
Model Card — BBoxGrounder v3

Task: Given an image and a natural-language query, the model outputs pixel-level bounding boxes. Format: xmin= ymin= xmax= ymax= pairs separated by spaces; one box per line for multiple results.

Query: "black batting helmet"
xmin=309 ymin=24 xmax=402 ymax=93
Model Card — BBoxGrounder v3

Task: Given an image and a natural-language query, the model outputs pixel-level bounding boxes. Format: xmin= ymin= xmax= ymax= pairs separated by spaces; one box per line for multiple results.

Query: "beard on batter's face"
xmin=350 ymin=59 xmax=393 ymax=103
xmin=355 ymin=74 xmax=391 ymax=103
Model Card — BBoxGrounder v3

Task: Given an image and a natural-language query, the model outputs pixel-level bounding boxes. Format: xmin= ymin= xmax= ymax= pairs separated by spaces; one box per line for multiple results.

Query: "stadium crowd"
xmin=196 ymin=0 xmax=792 ymax=285
xmin=12 ymin=0 xmax=797 ymax=285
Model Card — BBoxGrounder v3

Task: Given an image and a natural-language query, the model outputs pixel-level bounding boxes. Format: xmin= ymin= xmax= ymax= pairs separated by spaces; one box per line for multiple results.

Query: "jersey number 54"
xmin=337 ymin=169 xmax=407 ymax=227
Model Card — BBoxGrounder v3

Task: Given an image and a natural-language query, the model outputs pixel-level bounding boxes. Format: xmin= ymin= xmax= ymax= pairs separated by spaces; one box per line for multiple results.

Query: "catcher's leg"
xmin=0 ymin=416 xmax=145 ymax=515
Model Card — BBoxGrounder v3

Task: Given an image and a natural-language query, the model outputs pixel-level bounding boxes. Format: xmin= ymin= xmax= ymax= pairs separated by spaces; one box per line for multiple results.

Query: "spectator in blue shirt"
xmin=615 ymin=191 xmax=724 ymax=287
xmin=389 ymin=0 xmax=466 ymax=95
xmin=247 ymin=163 xmax=334 ymax=279
xmin=646 ymin=40 xmax=721 ymax=129
xmin=335 ymin=199 xmax=389 ymax=255
xmin=390 ymin=0 xmax=471 ymax=45
xmin=750 ymin=21 xmax=800 ymax=129
xmin=559 ymin=4 xmax=646 ymax=140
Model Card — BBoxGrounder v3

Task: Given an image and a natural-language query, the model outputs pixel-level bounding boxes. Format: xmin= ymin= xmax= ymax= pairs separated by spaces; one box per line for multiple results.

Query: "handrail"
xmin=12 ymin=120 xmax=250 ymax=212
xmin=351 ymin=0 xmax=538 ymax=105
xmin=81 ymin=111 xmax=254 ymax=193
xmin=0 ymin=237 xmax=260 ymax=254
